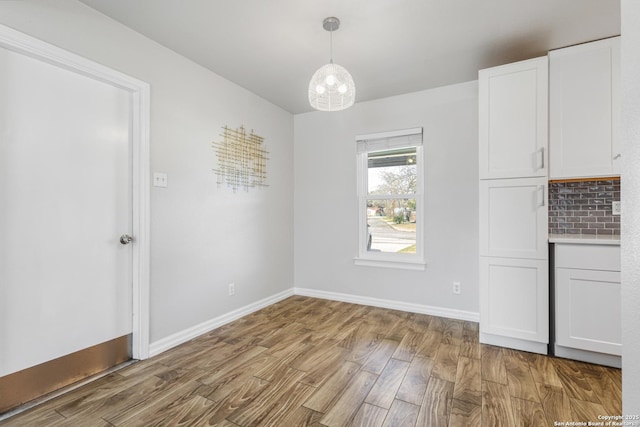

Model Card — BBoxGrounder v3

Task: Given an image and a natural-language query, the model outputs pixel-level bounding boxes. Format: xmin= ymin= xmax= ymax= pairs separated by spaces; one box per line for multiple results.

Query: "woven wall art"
xmin=212 ymin=125 xmax=268 ymax=192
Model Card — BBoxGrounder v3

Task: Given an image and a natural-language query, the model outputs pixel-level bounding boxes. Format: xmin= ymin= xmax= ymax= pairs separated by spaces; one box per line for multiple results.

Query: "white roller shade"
xmin=356 ymin=127 xmax=423 ymax=153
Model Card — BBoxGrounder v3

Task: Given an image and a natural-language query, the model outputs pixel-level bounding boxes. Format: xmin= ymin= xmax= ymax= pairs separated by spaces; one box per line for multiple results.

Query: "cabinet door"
xmin=480 ymin=178 xmax=548 ymax=259
xmin=480 ymin=257 xmax=548 ymax=343
xmin=479 ymin=57 xmax=548 ymax=179
xmin=555 ymin=268 xmax=621 ymax=355
xmin=549 ymin=37 xmax=620 ymax=179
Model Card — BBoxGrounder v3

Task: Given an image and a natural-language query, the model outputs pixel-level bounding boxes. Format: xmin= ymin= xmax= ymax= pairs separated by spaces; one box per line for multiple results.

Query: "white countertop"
xmin=549 ymin=234 xmax=620 ymax=245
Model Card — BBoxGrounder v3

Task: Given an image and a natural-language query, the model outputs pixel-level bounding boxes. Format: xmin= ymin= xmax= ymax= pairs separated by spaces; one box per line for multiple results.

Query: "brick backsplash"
xmin=548 ymin=179 xmax=621 ymax=236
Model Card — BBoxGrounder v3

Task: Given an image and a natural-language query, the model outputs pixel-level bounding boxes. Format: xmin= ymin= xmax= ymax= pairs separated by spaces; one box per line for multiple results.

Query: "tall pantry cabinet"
xmin=478 ymin=57 xmax=549 ymax=354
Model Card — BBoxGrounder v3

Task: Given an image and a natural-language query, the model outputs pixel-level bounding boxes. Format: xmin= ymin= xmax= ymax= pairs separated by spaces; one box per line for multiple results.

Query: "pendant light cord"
xmin=329 ymin=30 xmax=334 ymax=64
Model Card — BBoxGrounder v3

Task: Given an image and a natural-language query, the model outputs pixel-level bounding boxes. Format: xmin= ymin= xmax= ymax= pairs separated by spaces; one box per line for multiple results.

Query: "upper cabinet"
xmin=479 ymin=57 xmax=548 ymax=179
xmin=549 ymin=37 xmax=620 ymax=179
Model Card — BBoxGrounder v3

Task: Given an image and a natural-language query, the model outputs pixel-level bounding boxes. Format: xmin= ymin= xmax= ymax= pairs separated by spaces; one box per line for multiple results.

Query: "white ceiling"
xmin=79 ymin=0 xmax=620 ymax=114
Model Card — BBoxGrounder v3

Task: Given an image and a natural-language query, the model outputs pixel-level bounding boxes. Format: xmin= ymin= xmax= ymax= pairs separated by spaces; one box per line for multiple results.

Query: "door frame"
xmin=0 ymin=24 xmax=151 ymax=360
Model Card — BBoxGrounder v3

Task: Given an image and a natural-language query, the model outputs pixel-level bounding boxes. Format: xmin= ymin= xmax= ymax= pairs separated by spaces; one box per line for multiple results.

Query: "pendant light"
xmin=308 ymin=17 xmax=356 ymax=111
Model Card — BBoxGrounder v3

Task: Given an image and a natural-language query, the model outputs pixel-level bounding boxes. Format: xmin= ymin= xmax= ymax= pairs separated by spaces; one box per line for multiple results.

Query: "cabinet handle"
xmin=538 ymin=147 xmax=545 ymax=170
xmin=538 ymin=185 xmax=545 ymax=207
xmin=614 ymin=153 xmax=621 ymax=160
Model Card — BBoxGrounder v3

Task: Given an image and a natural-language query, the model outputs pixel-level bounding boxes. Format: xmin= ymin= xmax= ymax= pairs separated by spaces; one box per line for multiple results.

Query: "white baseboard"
xmin=148 ymin=288 xmax=294 ymax=357
xmin=294 ymin=287 xmax=480 ymax=323
xmin=480 ymin=332 xmax=548 ymax=355
xmin=554 ymin=344 xmax=621 ymax=368
xmin=148 ymin=286 xmax=479 ymax=358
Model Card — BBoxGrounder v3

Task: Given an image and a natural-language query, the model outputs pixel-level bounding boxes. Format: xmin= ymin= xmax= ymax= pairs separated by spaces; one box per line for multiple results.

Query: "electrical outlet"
xmin=612 ymin=200 xmax=621 ymax=215
xmin=453 ymin=281 xmax=461 ymax=295
xmin=228 ymin=283 xmax=235 ymax=296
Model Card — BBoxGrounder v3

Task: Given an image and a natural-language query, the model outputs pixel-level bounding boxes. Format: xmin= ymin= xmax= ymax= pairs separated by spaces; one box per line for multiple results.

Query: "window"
xmin=355 ymin=128 xmax=425 ymax=270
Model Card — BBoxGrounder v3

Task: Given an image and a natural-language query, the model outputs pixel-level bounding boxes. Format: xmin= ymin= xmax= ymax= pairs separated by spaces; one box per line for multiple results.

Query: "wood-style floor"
xmin=1 ymin=296 xmax=621 ymax=426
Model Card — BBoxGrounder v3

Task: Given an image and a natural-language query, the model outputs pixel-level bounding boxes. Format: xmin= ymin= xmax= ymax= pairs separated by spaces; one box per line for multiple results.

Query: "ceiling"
xmin=79 ymin=0 xmax=620 ymax=114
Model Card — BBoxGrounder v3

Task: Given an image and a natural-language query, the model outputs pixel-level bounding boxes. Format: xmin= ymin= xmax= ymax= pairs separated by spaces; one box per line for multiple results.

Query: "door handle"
xmin=538 ymin=147 xmax=545 ymax=170
xmin=120 ymin=234 xmax=133 ymax=245
xmin=538 ymin=185 xmax=545 ymax=207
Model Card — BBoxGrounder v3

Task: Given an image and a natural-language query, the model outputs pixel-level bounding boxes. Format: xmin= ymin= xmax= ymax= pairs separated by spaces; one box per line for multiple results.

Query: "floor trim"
xmin=294 ymin=287 xmax=480 ymax=322
xmin=554 ymin=344 xmax=621 ymax=368
xmin=148 ymin=289 xmax=295 ymax=357
xmin=480 ymin=332 xmax=548 ymax=355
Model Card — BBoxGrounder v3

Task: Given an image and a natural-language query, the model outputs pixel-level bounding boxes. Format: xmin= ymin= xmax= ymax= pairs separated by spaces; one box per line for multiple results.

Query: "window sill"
xmin=353 ymin=257 xmax=426 ymax=271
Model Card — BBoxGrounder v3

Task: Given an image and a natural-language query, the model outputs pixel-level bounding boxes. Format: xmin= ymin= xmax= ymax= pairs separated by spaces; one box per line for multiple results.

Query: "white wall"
xmin=621 ymin=0 xmax=640 ymax=419
xmin=294 ymin=81 xmax=479 ymax=317
xmin=0 ymin=0 xmax=294 ymax=343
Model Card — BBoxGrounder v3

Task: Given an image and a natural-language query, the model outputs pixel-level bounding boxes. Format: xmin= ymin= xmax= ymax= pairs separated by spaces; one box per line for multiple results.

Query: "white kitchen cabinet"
xmin=555 ymin=268 xmax=621 ymax=355
xmin=549 ymin=37 xmax=621 ymax=179
xmin=554 ymin=243 xmax=621 ymax=367
xmin=480 ymin=257 xmax=548 ymax=354
xmin=479 ymin=178 xmax=548 ymax=260
xmin=479 ymin=56 xmax=548 ymax=179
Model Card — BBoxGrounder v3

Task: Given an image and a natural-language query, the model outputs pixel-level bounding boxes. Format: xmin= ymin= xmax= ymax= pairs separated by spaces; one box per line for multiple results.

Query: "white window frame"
xmin=354 ymin=127 xmax=426 ymax=270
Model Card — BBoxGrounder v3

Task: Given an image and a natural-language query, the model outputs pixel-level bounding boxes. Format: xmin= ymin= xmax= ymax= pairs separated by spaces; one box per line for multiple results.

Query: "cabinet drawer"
xmin=554 ymin=243 xmax=620 ymax=271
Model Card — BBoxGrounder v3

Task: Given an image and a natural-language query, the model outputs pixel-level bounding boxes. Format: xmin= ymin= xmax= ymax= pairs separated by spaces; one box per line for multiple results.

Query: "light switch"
xmin=153 ymin=172 xmax=168 ymax=188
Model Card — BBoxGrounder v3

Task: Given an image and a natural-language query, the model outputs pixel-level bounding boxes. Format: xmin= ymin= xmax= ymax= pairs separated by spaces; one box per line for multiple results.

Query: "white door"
xmin=479 ymin=56 xmax=548 ymax=179
xmin=479 ymin=177 xmax=548 ymax=259
xmin=0 ymin=45 xmax=133 ymax=377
